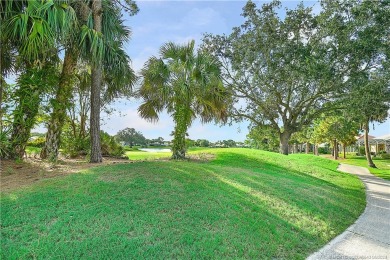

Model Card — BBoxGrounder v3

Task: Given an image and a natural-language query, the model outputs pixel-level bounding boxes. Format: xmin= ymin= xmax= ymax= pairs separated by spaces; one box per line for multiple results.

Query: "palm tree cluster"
xmin=1 ymin=0 xmax=138 ymax=162
xmin=1 ymin=1 xmax=229 ymax=161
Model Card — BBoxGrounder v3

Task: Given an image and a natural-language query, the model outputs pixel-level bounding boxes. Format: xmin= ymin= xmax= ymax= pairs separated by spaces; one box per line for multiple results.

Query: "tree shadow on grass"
xmin=170 ymin=155 xmax=365 ymax=250
xmin=1 ymin=156 xmax=366 ymax=260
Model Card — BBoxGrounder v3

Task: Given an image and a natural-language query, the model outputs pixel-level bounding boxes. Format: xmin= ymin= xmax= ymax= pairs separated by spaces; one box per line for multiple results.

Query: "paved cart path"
xmin=308 ymin=163 xmax=390 ymax=260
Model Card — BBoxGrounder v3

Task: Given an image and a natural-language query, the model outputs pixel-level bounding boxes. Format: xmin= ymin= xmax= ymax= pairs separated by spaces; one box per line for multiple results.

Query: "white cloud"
xmin=181 ymin=7 xmax=221 ymax=27
xmin=101 ymin=107 xmax=174 ymax=137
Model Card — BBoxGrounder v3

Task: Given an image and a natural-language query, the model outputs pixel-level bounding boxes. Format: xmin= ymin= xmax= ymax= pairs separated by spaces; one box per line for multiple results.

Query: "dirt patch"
xmin=0 ymin=157 xmax=131 ymax=193
xmin=1 ymin=153 xmax=215 ymax=193
xmin=187 ymin=153 xmax=216 ymax=162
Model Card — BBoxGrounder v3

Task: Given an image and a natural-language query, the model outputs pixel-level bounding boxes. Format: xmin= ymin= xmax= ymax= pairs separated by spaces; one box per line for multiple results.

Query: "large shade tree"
xmin=138 ymin=40 xmax=230 ymax=159
xmin=116 ymin=128 xmax=146 ymax=147
xmin=202 ymin=1 xmax=339 ymax=155
xmin=320 ymin=0 xmax=390 ymax=167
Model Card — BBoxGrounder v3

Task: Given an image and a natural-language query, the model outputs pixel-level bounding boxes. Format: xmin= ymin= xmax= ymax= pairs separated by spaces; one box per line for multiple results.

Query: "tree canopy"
xmin=116 ymin=128 xmax=147 ymax=147
xmin=203 ymin=1 xmax=340 ymax=154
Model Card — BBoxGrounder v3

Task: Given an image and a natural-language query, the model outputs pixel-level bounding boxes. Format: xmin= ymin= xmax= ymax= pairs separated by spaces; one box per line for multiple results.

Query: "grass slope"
xmin=1 ymin=148 xmax=365 ymax=259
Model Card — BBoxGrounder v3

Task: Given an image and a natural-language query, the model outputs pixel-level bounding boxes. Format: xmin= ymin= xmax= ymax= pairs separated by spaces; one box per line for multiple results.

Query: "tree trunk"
xmin=343 ymin=144 xmax=346 ymax=159
xmin=89 ymin=0 xmax=103 ymax=163
xmin=315 ymin=144 xmax=319 ymax=156
xmin=305 ymin=141 xmax=309 ymax=154
xmin=333 ymin=139 xmax=338 ymax=160
xmin=9 ymin=80 xmax=42 ymax=159
xmin=364 ymin=121 xmax=376 ymax=168
xmin=279 ymin=131 xmax=291 ymax=155
xmin=40 ymin=48 xmax=78 ymax=161
xmin=79 ymin=112 xmax=87 ymax=138
xmin=172 ymin=105 xmax=190 ymax=159
xmin=0 ymin=77 xmax=4 ymax=130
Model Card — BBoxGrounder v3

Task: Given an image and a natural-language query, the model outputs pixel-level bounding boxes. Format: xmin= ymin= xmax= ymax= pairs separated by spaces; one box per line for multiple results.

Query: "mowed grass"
xmin=340 ymin=155 xmax=390 ymax=180
xmin=1 ymin=148 xmax=365 ymax=259
xmin=125 ymin=147 xmax=213 ymax=160
xmin=125 ymin=150 xmax=171 ymax=160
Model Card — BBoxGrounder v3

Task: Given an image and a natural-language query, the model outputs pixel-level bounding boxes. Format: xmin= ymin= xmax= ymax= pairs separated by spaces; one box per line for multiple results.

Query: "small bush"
xmin=101 ymin=131 xmax=124 ymax=157
xmin=380 ymin=153 xmax=390 ymax=159
xmin=27 ymin=137 xmax=46 ymax=147
xmin=60 ymin=123 xmax=90 ymax=158
xmin=60 ymin=122 xmax=124 ymax=158
xmin=318 ymin=147 xmax=330 ymax=154
xmin=0 ymin=127 xmax=11 ymax=158
xmin=123 ymin=146 xmax=140 ymax=151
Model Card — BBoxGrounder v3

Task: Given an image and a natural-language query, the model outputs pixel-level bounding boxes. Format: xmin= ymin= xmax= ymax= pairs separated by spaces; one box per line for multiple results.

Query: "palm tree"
xmin=87 ymin=0 xmax=137 ymax=163
xmin=89 ymin=0 xmax=104 ymax=163
xmin=41 ymin=0 xmax=137 ymax=161
xmin=138 ymin=40 xmax=230 ymax=159
xmin=1 ymin=0 xmax=76 ymax=159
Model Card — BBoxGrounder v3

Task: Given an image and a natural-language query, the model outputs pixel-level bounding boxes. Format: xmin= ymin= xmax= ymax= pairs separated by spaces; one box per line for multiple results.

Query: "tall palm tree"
xmin=138 ymin=40 xmax=230 ymax=159
xmin=87 ymin=0 xmax=137 ymax=163
xmin=89 ymin=0 xmax=104 ymax=163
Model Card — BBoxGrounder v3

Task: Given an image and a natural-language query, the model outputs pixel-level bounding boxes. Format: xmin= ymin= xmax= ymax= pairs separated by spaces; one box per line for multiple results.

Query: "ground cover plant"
xmin=1 ymin=148 xmax=365 ymax=259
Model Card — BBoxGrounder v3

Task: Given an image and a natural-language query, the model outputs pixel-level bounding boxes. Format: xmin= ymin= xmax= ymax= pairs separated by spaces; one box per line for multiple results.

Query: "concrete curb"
xmin=307 ymin=163 xmax=390 ymax=260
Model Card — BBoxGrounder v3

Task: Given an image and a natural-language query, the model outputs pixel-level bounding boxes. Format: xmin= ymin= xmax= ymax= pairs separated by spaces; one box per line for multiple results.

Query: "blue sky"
xmin=99 ymin=0 xmax=389 ymax=141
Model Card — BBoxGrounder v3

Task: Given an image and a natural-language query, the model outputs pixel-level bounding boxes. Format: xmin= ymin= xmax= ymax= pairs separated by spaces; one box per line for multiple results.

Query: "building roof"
xmin=373 ymin=134 xmax=390 ymax=141
xmin=356 ymin=134 xmax=376 ymax=140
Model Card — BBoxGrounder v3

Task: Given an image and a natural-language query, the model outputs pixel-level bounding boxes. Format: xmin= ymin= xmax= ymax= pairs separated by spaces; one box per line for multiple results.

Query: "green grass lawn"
xmin=1 ymin=148 xmax=365 ymax=259
xmin=25 ymin=146 xmax=42 ymax=155
xmin=339 ymin=155 xmax=390 ymax=180
xmin=125 ymin=150 xmax=171 ymax=160
xmin=125 ymin=147 xmax=213 ymax=161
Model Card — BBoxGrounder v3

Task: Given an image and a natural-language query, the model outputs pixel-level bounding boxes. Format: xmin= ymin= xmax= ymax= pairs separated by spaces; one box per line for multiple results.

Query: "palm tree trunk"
xmin=40 ymin=48 xmax=78 ymax=161
xmin=364 ymin=121 xmax=376 ymax=168
xmin=172 ymin=105 xmax=190 ymax=159
xmin=279 ymin=131 xmax=291 ymax=155
xmin=89 ymin=0 xmax=103 ymax=163
xmin=0 ymin=77 xmax=4 ymax=131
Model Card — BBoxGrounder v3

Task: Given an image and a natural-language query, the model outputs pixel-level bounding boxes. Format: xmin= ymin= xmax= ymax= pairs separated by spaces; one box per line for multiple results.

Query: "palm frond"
xmin=139 ymin=40 xmax=230 ymax=127
xmin=3 ymin=0 xmax=77 ymax=62
xmin=137 ymin=102 xmax=160 ymax=123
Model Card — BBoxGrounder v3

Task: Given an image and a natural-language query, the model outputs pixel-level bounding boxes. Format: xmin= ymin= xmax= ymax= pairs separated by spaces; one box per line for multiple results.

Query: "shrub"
xmin=100 ymin=131 xmax=124 ymax=157
xmin=318 ymin=147 xmax=330 ymax=154
xmin=60 ymin=122 xmax=124 ymax=158
xmin=380 ymin=153 xmax=390 ymax=159
xmin=27 ymin=136 xmax=46 ymax=147
xmin=60 ymin=123 xmax=90 ymax=158
xmin=123 ymin=146 xmax=140 ymax=151
xmin=0 ymin=126 xmax=11 ymax=158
